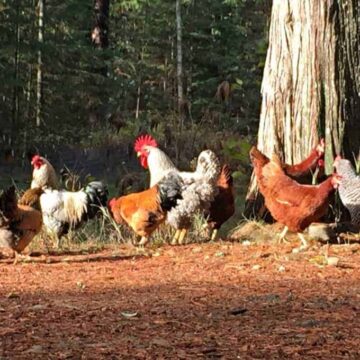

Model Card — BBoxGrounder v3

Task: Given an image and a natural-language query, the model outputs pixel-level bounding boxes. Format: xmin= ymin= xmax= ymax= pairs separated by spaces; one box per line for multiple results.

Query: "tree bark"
xmin=245 ymin=0 xmax=360 ymax=218
xmin=91 ymin=0 xmax=109 ymax=49
xmin=36 ymin=0 xmax=44 ymax=127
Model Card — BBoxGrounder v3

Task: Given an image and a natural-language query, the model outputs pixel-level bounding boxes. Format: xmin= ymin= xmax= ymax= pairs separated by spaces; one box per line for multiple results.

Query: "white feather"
xmin=40 ymin=189 xmax=88 ymax=237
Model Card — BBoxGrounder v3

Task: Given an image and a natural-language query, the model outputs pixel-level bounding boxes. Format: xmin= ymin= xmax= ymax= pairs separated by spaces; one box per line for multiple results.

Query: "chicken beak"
xmin=137 ymin=152 xmax=141 ymax=157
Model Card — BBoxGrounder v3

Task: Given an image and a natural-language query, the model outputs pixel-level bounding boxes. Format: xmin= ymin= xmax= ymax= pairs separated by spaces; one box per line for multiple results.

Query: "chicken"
xmin=249 ymin=140 xmax=325 ymax=220
xmin=0 ymin=186 xmax=42 ymax=262
xmin=333 ymin=156 xmax=360 ymax=227
xmin=134 ymin=134 xmax=223 ymax=243
xmin=166 ymin=150 xmax=221 ymax=244
xmin=108 ymin=172 xmax=184 ymax=246
xmin=31 ymin=155 xmax=58 ymax=190
xmin=204 ymin=164 xmax=235 ymax=241
xmin=19 ymin=181 xmax=108 ymax=247
xmin=250 ymin=138 xmax=325 ymax=180
xmin=254 ymin=154 xmax=340 ymax=249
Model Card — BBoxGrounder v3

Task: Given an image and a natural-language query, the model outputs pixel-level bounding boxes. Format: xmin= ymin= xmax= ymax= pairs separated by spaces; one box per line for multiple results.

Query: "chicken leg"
xmin=210 ymin=228 xmax=218 ymax=242
xmin=171 ymin=229 xmax=187 ymax=245
xmin=277 ymin=226 xmax=289 ymax=244
xmin=178 ymin=229 xmax=187 ymax=245
xmin=138 ymin=236 xmax=149 ymax=247
xmin=171 ymin=229 xmax=181 ymax=245
xmin=297 ymin=233 xmax=308 ymax=249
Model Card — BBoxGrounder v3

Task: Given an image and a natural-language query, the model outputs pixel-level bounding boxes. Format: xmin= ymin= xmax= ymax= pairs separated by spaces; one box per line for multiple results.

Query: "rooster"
xmin=204 ymin=164 xmax=235 ymax=241
xmin=19 ymin=181 xmax=108 ymax=247
xmin=31 ymin=155 xmax=58 ymax=190
xmin=333 ymin=156 xmax=360 ymax=227
xmin=0 ymin=186 xmax=42 ymax=262
xmin=134 ymin=134 xmax=222 ymax=244
xmin=108 ymin=172 xmax=184 ymax=246
xmin=254 ymin=154 xmax=340 ymax=249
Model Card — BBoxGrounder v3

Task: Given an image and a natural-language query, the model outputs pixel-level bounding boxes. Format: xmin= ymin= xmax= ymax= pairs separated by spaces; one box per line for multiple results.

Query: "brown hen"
xmin=255 ymin=155 xmax=340 ymax=248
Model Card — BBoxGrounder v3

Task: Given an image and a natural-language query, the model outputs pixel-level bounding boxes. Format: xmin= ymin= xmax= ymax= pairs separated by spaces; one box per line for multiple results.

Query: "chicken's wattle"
xmin=140 ymin=155 xmax=148 ymax=169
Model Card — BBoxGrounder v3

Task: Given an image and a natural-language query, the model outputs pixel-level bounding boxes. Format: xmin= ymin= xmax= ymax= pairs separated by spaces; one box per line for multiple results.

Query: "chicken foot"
xmin=13 ymin=252 xmax=32 ymax=265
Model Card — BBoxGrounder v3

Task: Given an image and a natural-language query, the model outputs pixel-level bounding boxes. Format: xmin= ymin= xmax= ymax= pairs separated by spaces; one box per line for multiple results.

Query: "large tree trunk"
xmin=245 ymin=0 xmax=360 ymax=218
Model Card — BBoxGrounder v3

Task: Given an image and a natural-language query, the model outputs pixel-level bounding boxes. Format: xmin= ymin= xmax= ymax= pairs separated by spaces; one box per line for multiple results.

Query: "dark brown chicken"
xmin=205 ymin=165 xmax=235 ymax=240
xmin=0 ymin=186 xmax=42 ymax=262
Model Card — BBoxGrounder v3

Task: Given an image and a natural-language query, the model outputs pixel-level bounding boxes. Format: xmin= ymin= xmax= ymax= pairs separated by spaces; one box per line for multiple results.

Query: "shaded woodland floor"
xmin=1 ymin=242 xmax=360 ymax=359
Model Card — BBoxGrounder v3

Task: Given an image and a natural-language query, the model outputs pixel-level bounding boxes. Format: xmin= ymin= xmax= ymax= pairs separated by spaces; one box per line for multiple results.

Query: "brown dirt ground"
xmin=1 ymin=241 xmax=360 ymax=359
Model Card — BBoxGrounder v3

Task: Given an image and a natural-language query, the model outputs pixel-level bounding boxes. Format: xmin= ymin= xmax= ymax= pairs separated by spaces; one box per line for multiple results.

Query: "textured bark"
xmin=91 ymin=0 xmax=109 ymax=49
xmin=245 ymin=0 xmax=360 ymax=218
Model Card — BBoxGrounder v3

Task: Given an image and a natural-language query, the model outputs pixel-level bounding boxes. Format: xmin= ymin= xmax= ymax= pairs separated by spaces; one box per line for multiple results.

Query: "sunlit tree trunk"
xmin=35 ymin=0 xmax=44 ymax=127
xmin=245 ymin=0 xmax=360 ymax=218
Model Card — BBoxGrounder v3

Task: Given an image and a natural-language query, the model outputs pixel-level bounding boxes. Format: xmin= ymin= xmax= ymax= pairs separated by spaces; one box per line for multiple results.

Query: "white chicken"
xmin=134 ymin=134 xmax=221 ymax=244
xmin=20 ymin=181 xmax=108 ymax=247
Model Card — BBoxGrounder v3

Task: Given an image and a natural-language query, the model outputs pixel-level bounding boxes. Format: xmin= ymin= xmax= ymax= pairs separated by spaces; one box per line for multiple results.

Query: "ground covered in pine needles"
xmin=1 ymin=240 xmax=360 ymax=359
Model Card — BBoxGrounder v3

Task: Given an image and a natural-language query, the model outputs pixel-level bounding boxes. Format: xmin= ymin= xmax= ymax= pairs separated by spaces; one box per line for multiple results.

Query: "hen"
xmin=204 ymin=164 xmax=235 ymax=241
xmin=31 ymin=155 xmax=58 ymax=190
xmin=333 ymin=156 xmax=360 ymax=227
xmin=166 ymin=150 xmax=221 ymax=244
xmin=134 ymin=134 xmax=224 ymax=243
xmin=0 ymin=186 xmax=42 ymax=262
xmin=254 ymin=154 xmax=340 ymax=248
xmin=108 ymin=171 xmax=184 ymax=246
xmin=250 ymin=139 xmax=325 ymax=180
xmin=19 ymin=181 xmax=108 ymax=247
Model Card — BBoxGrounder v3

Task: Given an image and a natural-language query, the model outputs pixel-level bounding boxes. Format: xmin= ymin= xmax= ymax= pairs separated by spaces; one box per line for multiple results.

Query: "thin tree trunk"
xmin=245 ymin=0 xmax=360 ymax=218
xmin=91 ymin=0 xmax=109 ymax=49
xmin=11 ymin=1 xmax=20 ymax=145
xmin=36 ymin=0 xmax=44 ymax=127
xmin=176 ymin=0 xmax=184 ymax=125
xmin=135 ymin=84 xmax=141 ymax=119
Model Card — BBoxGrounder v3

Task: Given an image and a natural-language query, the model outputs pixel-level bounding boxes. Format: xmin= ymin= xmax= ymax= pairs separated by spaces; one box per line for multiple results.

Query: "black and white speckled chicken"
xmin=334 ymin=156 xmax=360 ymax=228
xmin=166 ymin=150 xmax=221 ymax=244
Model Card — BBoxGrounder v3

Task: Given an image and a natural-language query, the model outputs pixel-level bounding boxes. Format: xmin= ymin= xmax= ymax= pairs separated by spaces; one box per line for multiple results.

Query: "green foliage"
xmin=0 ymin=0 xmax=267 ymax=153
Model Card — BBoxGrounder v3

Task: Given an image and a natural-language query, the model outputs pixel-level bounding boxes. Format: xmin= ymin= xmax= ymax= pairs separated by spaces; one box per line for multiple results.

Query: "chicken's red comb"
xmin=134 ymin=134 xmax=158 ymax=152
xmin=31 ymin=154 xmax=41 ymax=164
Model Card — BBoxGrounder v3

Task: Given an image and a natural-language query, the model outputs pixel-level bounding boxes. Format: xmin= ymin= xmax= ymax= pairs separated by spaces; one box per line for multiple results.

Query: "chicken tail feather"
xmin=84 ymin=181 xmax=109 ymax=219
